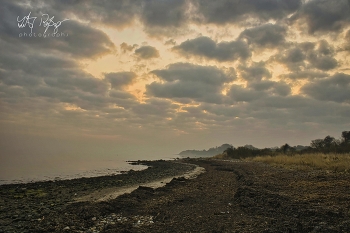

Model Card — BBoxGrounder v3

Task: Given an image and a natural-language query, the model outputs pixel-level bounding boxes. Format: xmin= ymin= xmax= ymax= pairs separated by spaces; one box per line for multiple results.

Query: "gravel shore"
xmin=1 ymin=158 xmax=350 ymax=232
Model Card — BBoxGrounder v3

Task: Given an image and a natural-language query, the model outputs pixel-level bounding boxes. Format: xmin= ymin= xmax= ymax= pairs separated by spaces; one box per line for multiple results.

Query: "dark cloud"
xmin=192 ymin=0 xmax=301 ymax=25
xmin=139 ymin=0 xmax=191 ymax=37
xmin=151 ymin=63 xmax=234 ymax=85
xmin=307 ymin=40 xmax=338 ymax=71
xmin=109 ymin=90 xmax=136 ymax=100
xmin=248 ymin=81 xmax=291 ymax=96
xmin=0 ymin=44 xmax=76 ymax=87
xmin=173 ymin=36 xmax=251 ymax=61
xmin=292 ymin=0 xmax=350 ymax=34
xmin=302 ymin=73 xmax=350 ymax=103
xmin=274 ymin=40 xmax=338 ymax=72
xmin=228 ymin=80 xmax=291 ymax=102
xmin=238 ymin=62 xmax=271 ymax=81
xmin=104 ymin=72 xmax=137 ymax=89
xmin=51 ymin=0 xmax=142 ymax=29
xmin=44 ymin=71 xmax=108 ymax=95
xmin=147 ymin=63 xmax=235 ymax=103
xmin=228 ymin=85 xmax=264 ymax=102
xmin=134 ymin=46 xmax=160 ymax=59
xmin=141 ymin=0 xmax=188 ymax=28
xmin=0 ymin=1 xmax=116 ymax=60
xmin=279 ymin=71 xmax=327 ymax=80
xmin=274 ymin=45 xmax=308 ymax=72
xmin=239 ymin=24 xmax=287 ymax=48
xmin=131 ymin=98 xmax=177 ymax=117
xmin=308 ymin=55 xmax=338 ymax=71
xmin=108 ymin=90 xmax=139 ymax=110
xmin=50 ymin=21 xmax=116 ymax=59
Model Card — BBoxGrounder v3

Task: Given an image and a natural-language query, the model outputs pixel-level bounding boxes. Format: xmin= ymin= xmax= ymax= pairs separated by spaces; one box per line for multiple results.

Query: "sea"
xmin=0 ymin=153 xmax=179 ymax=185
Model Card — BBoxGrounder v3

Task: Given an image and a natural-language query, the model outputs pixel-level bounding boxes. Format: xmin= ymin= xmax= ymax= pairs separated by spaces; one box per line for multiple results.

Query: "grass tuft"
xmin=245 ymin=153 xmax=350 ymax=172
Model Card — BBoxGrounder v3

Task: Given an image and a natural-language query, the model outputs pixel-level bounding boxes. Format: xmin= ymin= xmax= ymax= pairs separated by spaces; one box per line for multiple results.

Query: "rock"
xmin=63 ymin=226 xmax=70 ymax=230
xmin=92 ymin=217 xmax=96 ymax=221
xmin=137 ymin=186 xmax=154 ymax=192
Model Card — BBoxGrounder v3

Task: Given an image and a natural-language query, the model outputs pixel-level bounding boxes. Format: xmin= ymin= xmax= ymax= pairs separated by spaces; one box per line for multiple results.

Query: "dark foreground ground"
xmin=1 ymin=159 xmax=350 ymax=233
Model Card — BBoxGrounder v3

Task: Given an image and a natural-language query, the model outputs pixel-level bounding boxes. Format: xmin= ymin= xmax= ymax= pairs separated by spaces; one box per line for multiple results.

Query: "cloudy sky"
xmin=1 ymin=0 xmax=350 ymax=161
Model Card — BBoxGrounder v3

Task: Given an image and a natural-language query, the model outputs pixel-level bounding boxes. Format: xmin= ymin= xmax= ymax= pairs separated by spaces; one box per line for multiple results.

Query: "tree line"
xmin=222 ymin=131 xmax=350 ymax=159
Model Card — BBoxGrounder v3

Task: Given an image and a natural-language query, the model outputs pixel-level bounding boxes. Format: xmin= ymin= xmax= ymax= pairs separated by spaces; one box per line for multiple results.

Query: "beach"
xmin=1 ymin=159 xmax=350 ymax=232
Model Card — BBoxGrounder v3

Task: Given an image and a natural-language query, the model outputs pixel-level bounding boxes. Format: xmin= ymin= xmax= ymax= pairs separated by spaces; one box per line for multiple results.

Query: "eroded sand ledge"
xmin=75 ymin=163 xmax=206 ymax=202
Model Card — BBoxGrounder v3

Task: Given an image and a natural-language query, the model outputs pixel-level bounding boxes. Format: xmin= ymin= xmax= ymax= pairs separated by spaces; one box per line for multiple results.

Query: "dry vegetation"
xmin=245 ymin=153 xmax=350 ymax=172
xmin=212 ymin=153 xmax=230 ymax=159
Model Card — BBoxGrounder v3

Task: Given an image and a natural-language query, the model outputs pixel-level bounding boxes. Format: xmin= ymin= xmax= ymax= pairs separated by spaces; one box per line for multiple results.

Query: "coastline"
xmin=1 ymin=158 xmax=350 ymax=232
xmin=0 ymin=160 xmax=196 ymax=233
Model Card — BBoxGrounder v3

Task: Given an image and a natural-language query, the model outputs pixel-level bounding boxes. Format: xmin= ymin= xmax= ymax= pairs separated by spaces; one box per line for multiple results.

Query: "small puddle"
xmin=75 ymin=164 xmax=205 ymax=202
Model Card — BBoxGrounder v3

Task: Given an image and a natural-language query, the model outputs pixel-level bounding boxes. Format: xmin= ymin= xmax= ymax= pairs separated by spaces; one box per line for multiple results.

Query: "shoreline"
xmin=74 ymin=163 xmax=205 ymax=203
xmin=0 ymin=160 xmax=151 ymax=186
xmin=1 ymin=158 xmax=350 ymax=232
xmin=0 ymin=159 xmax=196 ymax=232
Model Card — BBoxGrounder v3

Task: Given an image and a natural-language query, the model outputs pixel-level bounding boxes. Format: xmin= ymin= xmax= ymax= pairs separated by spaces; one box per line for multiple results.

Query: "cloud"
xmin=165 ymin=39 xmax=176 ymax=46
xmin=274 ymin=40 xmax=338 ymax=72
xmin=50 ymin=21 xmax=116 ymax=59
xmin=173 ymin=36 xmax=251 ymax=61
xmin=279 ymin=47 xmax=305 ymax=70
xmin=120 ymin=42 xmax=138 ymax=53
xmin=248 ymin=81 xmax=291 ymax=96
xmin=308 ymin=54 xmax=338 ymax=71
xmin=131 ymin=98 xmax=177 ymax=117
xmin=104 ymin=72 xmax=137 ymax=89
xmin=0 ymin=1 xmax=116 ymax=59
xmin=147 ymin=63 xmax=235 ymax=103
xmin=273 ymin=44 xmax=310 ymax=72
xmin=134 ymin=46 xmax=160 ymax=59
xmin=341 ymin=29 xmax=350 ymax=52
xmin=228 ymin=80 xmax=291 ymax=102
xmin=51 ymin=0 xmax=142 ymax=29
xmin=141 ymin=0 xmax=188 ymax=28
xmin=279 ymin=71 xmax=327 ymax=80
xmin=192 ymin=0 xmax=301 ymax=25
xmin=301 ymin=73 xmax=350 ymax=103
xmin=239 ymin=24 xmax=287 ymax=48
xmin=44 ymin=71 xmax=109 ymax=95
xmin=139 ymin=0 xmax=191 ymax=37
xmin=291 ymin=0 xmax=350 ymax=34
xmin=238 ymin=62 xmax=271 ymax=81
xmin=307 ymin=40 xmax=338 ymax=71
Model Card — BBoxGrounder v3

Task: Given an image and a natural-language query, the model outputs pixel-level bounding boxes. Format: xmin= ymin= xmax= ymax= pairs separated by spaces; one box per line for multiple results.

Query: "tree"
xmin=281 ymin=143 xmax=291 ymax=154
xmin=224 ymin=147 xmax=234 ymax=157
xmin=341 ymin=131 xmax=350 ymax=145
xmin=323 ymin=135 xmax=336 ymax=148
xmin=310 ymin=139 xmax=324 ymax=150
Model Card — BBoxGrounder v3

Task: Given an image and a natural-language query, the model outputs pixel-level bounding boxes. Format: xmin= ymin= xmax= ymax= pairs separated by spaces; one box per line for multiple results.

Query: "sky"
xmin=1 ymin=0 xmax=350 ymax=160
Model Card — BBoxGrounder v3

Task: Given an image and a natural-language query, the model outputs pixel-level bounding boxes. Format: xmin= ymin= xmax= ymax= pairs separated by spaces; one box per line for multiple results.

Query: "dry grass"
xmin=245 ymin=153 xmax=350 ymax=172
xmin=212 ymin=153 xmax=229 ymax=159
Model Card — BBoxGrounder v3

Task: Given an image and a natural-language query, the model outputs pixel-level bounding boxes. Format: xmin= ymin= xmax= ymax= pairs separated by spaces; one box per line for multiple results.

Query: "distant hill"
xmin=179 ymin=144 xmax=233 ymax=157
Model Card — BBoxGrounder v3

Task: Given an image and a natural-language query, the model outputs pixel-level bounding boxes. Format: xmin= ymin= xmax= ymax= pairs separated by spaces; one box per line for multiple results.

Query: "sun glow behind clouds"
xmin=63 ymin=103 xmax=86 ymax=112
xmin=1 ymin=0 xmax=350 ymax=161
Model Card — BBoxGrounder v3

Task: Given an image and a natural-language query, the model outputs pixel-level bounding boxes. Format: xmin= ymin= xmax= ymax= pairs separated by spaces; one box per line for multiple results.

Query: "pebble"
xmin=86 ymin=213 xmax=154 ymax=232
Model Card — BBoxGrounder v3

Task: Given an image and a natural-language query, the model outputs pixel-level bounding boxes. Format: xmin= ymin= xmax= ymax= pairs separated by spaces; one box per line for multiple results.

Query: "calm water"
xmin=0 ymin=153 xmax=178 ymax=185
